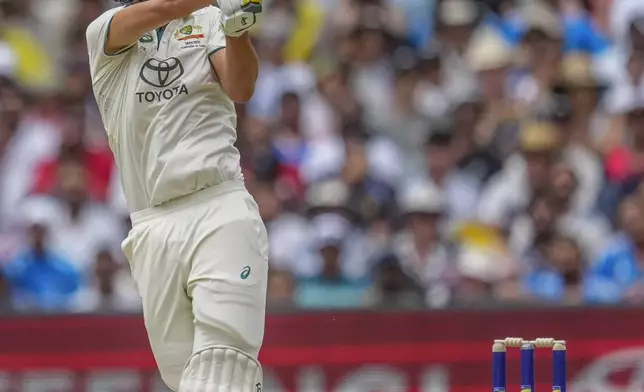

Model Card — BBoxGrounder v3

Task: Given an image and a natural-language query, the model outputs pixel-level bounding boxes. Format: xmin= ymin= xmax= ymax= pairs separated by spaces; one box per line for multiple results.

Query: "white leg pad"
xmin=178 ymin=346 xmax=263 ymax=392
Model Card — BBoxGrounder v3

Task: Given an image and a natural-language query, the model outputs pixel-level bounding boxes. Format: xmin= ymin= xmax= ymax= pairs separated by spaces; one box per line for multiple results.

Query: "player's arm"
xmin=209 ymin=34 xmax=259 ymax=103
xmin=105 ymin=0 xmax=213 ymax=55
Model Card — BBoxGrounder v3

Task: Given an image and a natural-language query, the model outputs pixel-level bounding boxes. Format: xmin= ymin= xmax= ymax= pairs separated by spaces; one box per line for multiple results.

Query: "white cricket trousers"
xmin=121 ymin=181 xmax=269 ymax=391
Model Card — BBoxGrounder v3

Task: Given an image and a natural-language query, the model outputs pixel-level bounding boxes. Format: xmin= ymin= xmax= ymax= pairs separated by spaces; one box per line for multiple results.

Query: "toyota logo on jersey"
xmin=139 ymin=57 xmax=184 ymax=88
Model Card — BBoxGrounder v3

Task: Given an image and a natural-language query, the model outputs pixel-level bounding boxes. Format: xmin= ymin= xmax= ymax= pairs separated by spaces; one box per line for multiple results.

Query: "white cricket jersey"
xmin=86 ymin=6 xmax=243 ymax=213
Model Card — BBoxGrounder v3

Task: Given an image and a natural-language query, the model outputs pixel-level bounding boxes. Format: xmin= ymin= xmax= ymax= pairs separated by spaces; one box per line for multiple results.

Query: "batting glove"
xmin=216 ymin=0 xmax=263 ymax=37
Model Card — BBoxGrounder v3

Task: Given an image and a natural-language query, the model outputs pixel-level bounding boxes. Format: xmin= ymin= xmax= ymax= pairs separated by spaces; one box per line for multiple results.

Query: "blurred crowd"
xmin=3 ymin=0 xmax=644 ymax=313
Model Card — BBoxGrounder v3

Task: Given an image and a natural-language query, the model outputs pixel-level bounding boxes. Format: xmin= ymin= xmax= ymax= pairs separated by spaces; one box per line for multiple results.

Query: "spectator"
xmin=251 ymin=180 xmax=308 ymax=272
xmin=0 ymin=77 xmax=59 ymax=229
xmin=4 ymin=218 xmax=80 ymax=312
xmin=376 ymin=48 xmax=430 ymax=173
xmin=365 ymin=253 xmax=425 ymax=308
xmin=523 ymin=234 xmax=587 ymax=305
xmin=420 ymin=129 xmax=481 ymax=223
xmin=31 ymin=106 xmax=113 ymax=202
xmin=510 ymin=192 xmax=558 ymax=259
xmin=392 ymin=181 xmax=456 ymax=308
xmin=295 ymin=213 xmax=371 ymax=308
xmin=478 ymin=121 xmax=560 ymax=228
xmin=413 ymin=45 xmax=451 ymax=121
xmin=20 ymin=160 xmax=124 ymax=274
xmin=72 ymin=250 xmax=140 ymax=313
xmin=550 ymin=54 xmax=606 ymax=214
xmin=451 ymin=99 xmax=503 ymax=188
xmin=466 ymin=26 xmax=516 ymax=148
xmin=510 ymin=162 xmax=610 ymax=260
xmin=587 ymin=197 xmax=644 ymax=304
xmin=341 ymin=128 xmax=397 ymax=222
xmin=434 ymin=0 xmax=479 ymax=104
xmin=510 ymin=1 xmax=562 ymax=115
xmin=605 ymin=103 xmax=644 ymax=183
xmin=271 ymin=91 xmax=308 ymax=199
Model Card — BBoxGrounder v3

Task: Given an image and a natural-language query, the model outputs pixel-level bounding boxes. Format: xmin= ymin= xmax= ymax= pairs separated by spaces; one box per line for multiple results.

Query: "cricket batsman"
xmin=86 ymin=0 xmax=267 ymax=390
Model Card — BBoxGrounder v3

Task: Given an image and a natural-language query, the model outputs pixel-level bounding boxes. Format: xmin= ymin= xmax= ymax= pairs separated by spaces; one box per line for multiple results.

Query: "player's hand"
xmin=215 ymin=0 xmax=262 ymax=37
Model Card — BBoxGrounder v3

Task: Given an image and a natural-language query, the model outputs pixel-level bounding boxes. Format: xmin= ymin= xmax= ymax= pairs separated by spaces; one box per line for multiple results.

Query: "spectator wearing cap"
xmin=295 ymin=213 xmax=371 ymax=308
xmin=551 ymin=54 xmax=607 ymax=214
xmin=509 ymin=1 xmax=563 ymax=114
xmin=587 ymin=197 xmax=644 ymax=304
xmin=296 ymin=179 xmax=377 ymax=280
xmin=466 ymin=26 xmax=517 ymax=145
xmin=434 ymin=0 xmax=480 ymax=104
xmin=392 ymin=181 xmax=457 ymax=308
xmin=479 ymin=121 xmax=560 ymax=228
xmin=4 ymin=213 xmax=80 ymax=312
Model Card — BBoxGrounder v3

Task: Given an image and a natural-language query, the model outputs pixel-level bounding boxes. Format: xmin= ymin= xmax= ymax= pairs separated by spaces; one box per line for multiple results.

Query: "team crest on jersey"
xmin=174 ymin=25 xmax=204 ymax=41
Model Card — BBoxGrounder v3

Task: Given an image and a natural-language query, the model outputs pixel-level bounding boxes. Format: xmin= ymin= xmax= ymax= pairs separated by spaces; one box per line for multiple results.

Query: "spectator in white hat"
xmin=295 ymin=213 xmax=371 ymax=308
xmin=435 ymin=0 xmax=480 ymax=104
xmin=392 ymin=181 xmax=457 ymax=308
xmin=466 ymin=26 xmax=517 ymax=145
xmin=295 ymin=179 xmax=378 ymax=280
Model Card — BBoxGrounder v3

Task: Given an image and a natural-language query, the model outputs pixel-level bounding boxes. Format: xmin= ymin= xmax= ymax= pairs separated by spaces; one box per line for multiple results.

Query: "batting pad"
xmin=179 ymin=346 xmax=263 ymax=392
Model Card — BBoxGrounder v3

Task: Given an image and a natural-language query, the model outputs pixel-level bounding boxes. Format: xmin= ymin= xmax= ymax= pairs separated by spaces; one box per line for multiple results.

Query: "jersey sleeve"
xmin=86 ymin=7 xmax=134 ymax=82
xmin=206 ymin=7 xmax=226 ymax=55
